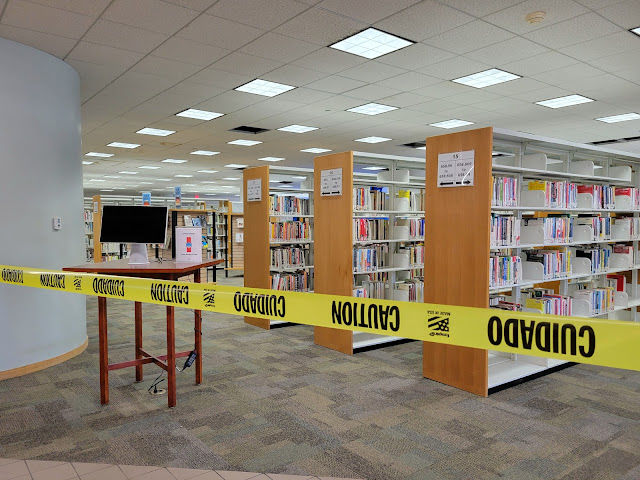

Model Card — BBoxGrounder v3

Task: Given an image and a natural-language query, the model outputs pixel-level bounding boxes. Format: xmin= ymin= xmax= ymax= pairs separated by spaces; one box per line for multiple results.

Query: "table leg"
xmin=98 ymin=296 xmax=109 ymax=405
xmin=194 ymin=269 xmax=202 ymax=385
xmin=166 ymin=306 xmax=176 ymax=408
xmin=135 ymin=302 xmax=143 ymax=382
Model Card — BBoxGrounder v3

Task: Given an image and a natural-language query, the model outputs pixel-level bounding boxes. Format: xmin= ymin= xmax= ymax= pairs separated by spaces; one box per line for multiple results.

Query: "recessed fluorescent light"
xmin=201 ymin=181 xmax=217 ymax=184
xmin=155 ymin=178 xmax=171 ymax=181
xmin=416 ymin=146 xmax=426 ymax=151
xmin=354 ymin=136 xmax=392 ymax=143
xmin=269 ymin=180 xmax=281 ymax=183
xmin=330 ymin=27 xmax=414 ymax=59
xmin=136 ymin=127 xmax=175 ymax=136
xmin=85 ymin=152 xmax=113 ymax=158
xmin=198 ymin=170 xmax=218 ymax=173
xmin=453 ymin=68 xmax=520 ymax=88
xmin=107 ymin=142 xmax=140 ymax=149
xmin=182 ymin=184 xmax=196 ymax=186
xmin=362 ymin=166 xmax=387 ymax=171
xmin=103 ymin=175 xmax=121 ymax=179
xmin=228 ymin=139 xmax=262 ymax=146
xmin=223 ymin=177 xmax=240 ymax=180
xmin=630 ymin=27 xmax=640 ymax=37
xmin=277 ymin=124 xmax=318 ymax=133
xmin=139 ymin=182 xmax=153 ymax=185
xmin=347 ymin=103 xmax=398 ymax=116
xmin=100 ymin=189 xmax=114 ymax=192
xmin=176 ymin=109 xmax=224 ymax=121
xmin=593 ymin=165 xmax=604 ymax=169
xmin=596 ymin=113 xmax=640 ymax=123
xmin=292 ymin=176 xmax=307 ymax=180
xmin=225 ymin=164 xmax=249 ymax=168
xmin=175 ymin=174 xmax=193 ymax=178
xmin=536 ymin=95 xmax=594 ymax=109
xmin=430 ymin=119 xmax=474 ymax=129
xmin=190 ymin=150 xmax=220 ymax=156
xmin=82 ymin=161 xmax=95 ymax=165
xmin=258 ymin=157 xmax=285 ymax=162
xmin=301 ymin=148 xmax=332 ymax=153
xmin=235 ymin=79 xmax=296 ymax=97
xmin=89 ymin=179 xmax=106 ymax=182
xmin=162 ymin=159 xmax=187 ymax=164
xmin=112 ymin=187 xmax=125 ymax=190
xmin=138 ymin=165 xmax=160 ymax=169
xmin=119 ymin=171 xmax=139 ymax=175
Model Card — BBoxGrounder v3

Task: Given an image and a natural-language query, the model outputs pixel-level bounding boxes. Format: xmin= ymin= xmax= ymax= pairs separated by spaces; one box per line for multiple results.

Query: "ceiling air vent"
xmin=591 ymin=135 xmax=640 ymax=146
xmin=229 ymin=125 xmax=270 ymax=134
xmin=400 ymin=141 xmax=426 ymax=149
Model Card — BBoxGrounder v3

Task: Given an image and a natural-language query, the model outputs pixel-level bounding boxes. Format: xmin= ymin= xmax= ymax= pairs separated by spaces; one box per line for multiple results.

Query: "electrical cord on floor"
xmin=147 ymin=372 xmax=165 ymax=394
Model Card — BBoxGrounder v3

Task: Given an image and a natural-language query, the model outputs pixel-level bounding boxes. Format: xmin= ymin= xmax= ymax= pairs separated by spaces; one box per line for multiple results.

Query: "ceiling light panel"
xmin=107 ymin=142 xmax=140 ymax=149
xmin=596 ymin=113 xmax=640 ymax=123
xmin=82 ymin=161 xmax=94 ymax=165
xmin=347 ymin=103 xmax=398 ymax=116
xmin=228 ymin=139 xmax=262 ymax=146
xmin=162 ymin=159 xmax=187 ymax=163
xmin=330 ymin=28 xmax=414 ymax=59
xmin=452 ymin=68 xmax=521 ymax=88
xmin=104 ymin=175 xmax=121 ymax=179
xmin=176 ymin=109 xmax=224 ymax=121
xmin=430 ymin=119 xmax=474 ymax=129
xmin=536 ymin=95 xmax=594 ymax=109
xmin=138 ymin=165 xmax=160 ymax=169
xmin=301 ymin=148 xmax=332 ymax=153
xmin=631 ymin=27 xmax=640 ymax=37
xmin=354 ymin=136 xmax=392 ymax=143
xmin=175 ymin=174 xmax=193 ymax=178
xmin=155 ymin=178 xmax=171 ymax=181
xmin=136 ymin=127 xmax=175 ymax=136
xmin=362 ymin=166 xmax=387 ymax=171
xmin=198 ymin=170 xmax=218 ymax=173
xmin=89 ymin=179 xmax=105 ymax=182
xmin=191 ymin=150 xmax=220 ymax=156
xmin=258 ymin=157 xmax=285 ymax=162
xmin=223 ymin=177 xmax=240 ymax=180
xmin=85 ymin=152 xmax=113 ymax=158
xmin=119 ymin=171 xmax=139 ymax=175
xmin=225 ymin=164 xmax=248 ymax=168
xmin=235 ymin=79 xmax=295 ymax=97
xmin=277 ymin=124 xmax=319 ymax=133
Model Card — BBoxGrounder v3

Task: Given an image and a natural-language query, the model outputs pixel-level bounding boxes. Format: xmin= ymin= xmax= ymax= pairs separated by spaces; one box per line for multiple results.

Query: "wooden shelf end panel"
xmin=423 ymin=343 xmax=488 ymax=397
xmin=314 ymin=326 xmax=353 ymax=355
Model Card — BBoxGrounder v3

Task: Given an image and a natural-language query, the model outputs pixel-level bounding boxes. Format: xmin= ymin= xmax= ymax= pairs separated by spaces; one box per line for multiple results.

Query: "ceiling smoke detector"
xmin=526 ymin=11 xmax=546 ymax=24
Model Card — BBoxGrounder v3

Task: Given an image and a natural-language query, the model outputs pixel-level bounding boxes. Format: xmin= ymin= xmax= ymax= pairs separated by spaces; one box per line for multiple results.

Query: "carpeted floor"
xmin=2 ymin=274 xmax=640 ymax=480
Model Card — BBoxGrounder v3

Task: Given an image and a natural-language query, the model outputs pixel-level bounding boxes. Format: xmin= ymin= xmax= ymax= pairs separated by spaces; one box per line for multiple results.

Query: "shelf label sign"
xmin=321 ymin=168 xmax=342 ymax=196
xmin=142 ymin=192 xmax=151 ymax=206
xmin=438 ymin=150 xmax=474 ymax=187
xmin=247 ymin=178 xmax=262 ymax=202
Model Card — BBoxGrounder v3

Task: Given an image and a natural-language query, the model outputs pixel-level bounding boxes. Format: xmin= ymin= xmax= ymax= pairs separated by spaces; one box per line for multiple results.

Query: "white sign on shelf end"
xmin=247 ymin=178 xmax=262 ymax=202
xmin=320 ymin=168 xmax=342 ymax=196
xmin=437 ymin=150 xmax=474 ymax=188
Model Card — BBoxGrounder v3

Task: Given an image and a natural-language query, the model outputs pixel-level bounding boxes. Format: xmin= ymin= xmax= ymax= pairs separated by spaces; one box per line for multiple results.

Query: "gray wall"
xmin=0 ymin=38 xmax=86 ymax=372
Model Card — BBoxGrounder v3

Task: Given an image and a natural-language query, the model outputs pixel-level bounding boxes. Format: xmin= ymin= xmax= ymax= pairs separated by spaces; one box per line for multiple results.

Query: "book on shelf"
xmin=270 ymin=219 xmax=311 ymax=242
xmin=192 ymin=216 xmax=201 ymax=227
xmin=577 ymin=184 xmax=615 ymax=209
xmin=523 ymin=216 xmax=573 ymax=244
xmin=269 ymin=194 xmax=310 ymax=215
xmin=615 ymin=187 xmax=639 ymax=209
xmin=526 ymin=180 xmax=577 ymax=208
xmin=525 ymin=248 xmax=572 ymax=280
xmin=606 ymin=274 xmax=626 ymax=292
xmin=270 ymin=246 xmax=308 ymax=269
xmin=353 ymin=218 xmax=389 ymax=241
xmin=489 ymin=254 xmax=522 ymax=288
xmin=183 ymin=215 xmax=192 ymax=226
xmin=526 ymin=295 xmax=573 ymax=316
xmin=575 ymin=215 xmax=611 ymax=240
xmin=270 ymin=271 xmax=310 ymax=291
xmin=492 ymin=176 xmax=518 ymax=207
xmin=491 ymin=215 xmax=520 ymax=247
xmin=353 ymin=244 xmax=389 ymax=272
xmin=353 ymin=186 xmax=389 ymax=211
xmin=575 ymin=247 xmax=611 ymax=273
xmin=573 ymin=287 xmax=614 ymax=315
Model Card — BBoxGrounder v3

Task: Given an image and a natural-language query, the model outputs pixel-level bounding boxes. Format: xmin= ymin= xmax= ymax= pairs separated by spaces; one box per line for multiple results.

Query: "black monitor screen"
xmin=100 ymin=206 xmax=168 ymax=244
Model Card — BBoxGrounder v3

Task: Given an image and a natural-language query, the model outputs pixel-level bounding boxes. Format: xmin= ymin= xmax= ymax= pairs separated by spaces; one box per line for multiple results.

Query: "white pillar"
xmin=0 ymin=38 xmax=86 ymax=375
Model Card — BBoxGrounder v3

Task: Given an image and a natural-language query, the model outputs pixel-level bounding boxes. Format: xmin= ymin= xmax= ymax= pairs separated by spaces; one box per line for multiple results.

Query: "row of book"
xmin=270 ymin=220 xmax=311 ymax=242
xmin=269 ymin=195 xmax=310 ymax=215
xmin=525 ymin=248 xmax=572 ymax=280
xmin=354 ymin=187 xmax=389 ymax=211
xmin=491 ymin=215 xmax=521 ymax=247
xmin=398 ymin=218 xmax=425 ymax=240
xmin=617 ymin=187 xmax=640 ymax=209
xmin=492 ymin=176 xmax=518 ymax=207
xmin=270 ymin=271 xmax=311 ymax=291
xmin=397 ymin=279 xmax=424 ymax=302
xmin=576 ymin=247 xmax=610 ymax=273
xmin=353 ymin=280 xmax=386 ymax=299
xmin=573 ymin=286 xmax=614 ymax=315
xmin=401 ymin=245 xmax=424 ymax=267
xmin=353 ymin=218 xmax=389 ymax=241
xmin=490 ymin=255 xmax=522 ymax=288
xmin=526 ymin=295 xmax=573 ymax=316
xmin=270 ymin=247 xmax=309 ymax=269
xmin=526 ymin=180 xmax=578 ymax=209
xmin=398 ymin=190 xmax=423 ymax=211
xmin=353 ymin=244 xmax=389 ymax=272
xmin=578 ymin=184 xmax=615 ymax=209
xmin=615 ymin=217 xmax=640 ymax=239
xmin=524 ymin=216 xmax=574 ymax=244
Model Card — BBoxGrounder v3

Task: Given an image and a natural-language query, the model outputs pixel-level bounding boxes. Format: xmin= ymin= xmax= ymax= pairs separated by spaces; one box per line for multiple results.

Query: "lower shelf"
xmin=488 ymin=352 xmax=570 ymax=390
xmin=353 ymin=332 xmax=407 ymax=351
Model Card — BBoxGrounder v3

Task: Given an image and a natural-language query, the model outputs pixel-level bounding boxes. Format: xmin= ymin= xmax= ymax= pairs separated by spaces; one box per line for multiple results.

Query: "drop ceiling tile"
xmin=531 ymin=63 xmax=605 ymax=86
xmin=196 ymin=90 xmax=265 ymax=113
xmin=131 ymin=56 xmax=202 ymax=81
xmin=275 ymin=87 xmax=335 ymax=104
xmin=597 ymin=0 xmax=640 ymax=29
xmin=317 ymin=0 xmax=421 ymax=24
xmin=418 ymin=56 xmax=491 ymax=80
xmin=559 ymin=31 xmax=639 ymax=62
xmin=508 ymin=86 xmax=574 ymax=103
xmin=468 ymin=96 xmax=532 ymax=113
xmin=262 ymin=65 xmax=328 ymax=86
xmin=375 ymin=42 xmax=456 ymax=71
xmin=436 ymin=0 xmax=525 ymax=16
xmin=575 ymin=0 xmax=628 ymax=9
xmin=67 ymin=42 xmax=145 ymax=68
xmin=588 ymin=50 xmax=640 ymax=73
xmin=162 ymin=0 xmax=218 ymax=11
xmin=375 ymin=71 xmax=442 ymax=92
xmin=0 ymin=25 xmax=76 ymax=58
xmin=188 ymin=68 xmax=253 ymax=89
xmin=485 ymin=78 xmax=550 ymax=96
xmin=465 ymin=37 xmax=549 ymax=66
xmin=446 ymin=90 xmax=503 ymax=106
xmin=410 ymin=80 xmax=471 ymax=98
xmin=211 ymin=52 xmax=284 ymax=77
xmin=2 ymin=0 xmax=94 ymax=39
xmin=67 ymin=58 xmax=129 ymax=101
xmin=207 ymin=0 xmax=308 ymax=29
xmin=83 ymin=19 xmax=169 ymax=54
xmin=344 ymin=84 xmax=403 ymax=101
xmin=239 ymin=32 xmax=321 ymax=63
xmin=177 ymin=14 xmax=265 ymax=49
xmin=374 ymin=0 xmax=474 ymax=42
xmin=273 ymin=7 xmax=367 ymax=45
xmin=291 ymin=48 xmax=367 ymax=74
xmin=319 ymin=95 xmax=367 ymax=111
xmin=339 ymin=62 xmax=407 ymax=83
xmin=484 ymin=0 xmax=590 ymax=35
xmin=499 ymin=51 xmax=581 ymax=77
xmin=305 ymin=75 xmax=366 ymax=94
xmin=378 ymin=92 xmax=432 ymax=107
xmin=523 ymin=12 xmax=621 ymax=48
xmin=25 ymin=0 xmax=111 ymax=15
xmin=103 ymin=0 xmax=198 ymax=35
xmin=408 ymin=99 xmax=462 ymax=114
xmin=570 ymin=73 xmax=632 ymax=94
xmin=424 ymin=20 xmax=515 ymax=54
xmin=152 ymin=37 xmax=230 ymax=67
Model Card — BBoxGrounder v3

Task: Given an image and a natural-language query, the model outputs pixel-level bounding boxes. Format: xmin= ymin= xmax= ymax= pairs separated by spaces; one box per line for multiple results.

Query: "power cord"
xmin=147 ymin=351 xmax=197 ymax=392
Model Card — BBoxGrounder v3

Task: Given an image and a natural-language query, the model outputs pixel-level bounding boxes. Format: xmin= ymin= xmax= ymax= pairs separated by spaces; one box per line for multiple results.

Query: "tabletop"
xmin=63 ymin=258 xmax=223 ymax=275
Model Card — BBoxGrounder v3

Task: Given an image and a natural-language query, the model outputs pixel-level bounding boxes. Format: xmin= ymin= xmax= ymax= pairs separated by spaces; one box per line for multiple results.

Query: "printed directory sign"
xmin=437 ymin=150 xmax=475 ymax=187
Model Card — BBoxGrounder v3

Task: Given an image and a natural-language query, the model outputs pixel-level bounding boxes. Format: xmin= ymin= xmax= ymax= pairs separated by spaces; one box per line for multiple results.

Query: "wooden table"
xmin=63 ymin=259 xmax=223 ymax=408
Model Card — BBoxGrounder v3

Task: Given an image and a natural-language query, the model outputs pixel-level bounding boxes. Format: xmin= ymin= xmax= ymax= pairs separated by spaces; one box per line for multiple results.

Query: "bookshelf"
xmin=213 ymin=208 xmax=228 ymax=278
xmin=227 ymin=201 xmax=244 ymax=274
xmin=243 ymin=166 xmax=314 ymax=329
xmin=314 ymin=152 xmax=425 ymax=354
xmin=84 ymin=206 xmax=94 ymax=261
xmin=423 ymin=127 xmax=640 ymax=396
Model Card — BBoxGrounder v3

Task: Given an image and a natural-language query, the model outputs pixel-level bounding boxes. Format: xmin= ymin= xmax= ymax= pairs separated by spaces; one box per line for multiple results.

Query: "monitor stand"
xmin=129 ymin=243 xmax=149 ymax=265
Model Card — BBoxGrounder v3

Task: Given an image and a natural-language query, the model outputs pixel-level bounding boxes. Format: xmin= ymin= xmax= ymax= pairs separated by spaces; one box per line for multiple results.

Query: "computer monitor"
xmin=100 ymin=206 xmax=168 ymax=264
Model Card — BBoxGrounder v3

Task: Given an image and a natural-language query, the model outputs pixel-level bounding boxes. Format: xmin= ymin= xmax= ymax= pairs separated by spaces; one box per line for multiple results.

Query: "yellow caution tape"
xmin=1 ymin=264 xmax=639 ymax=372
